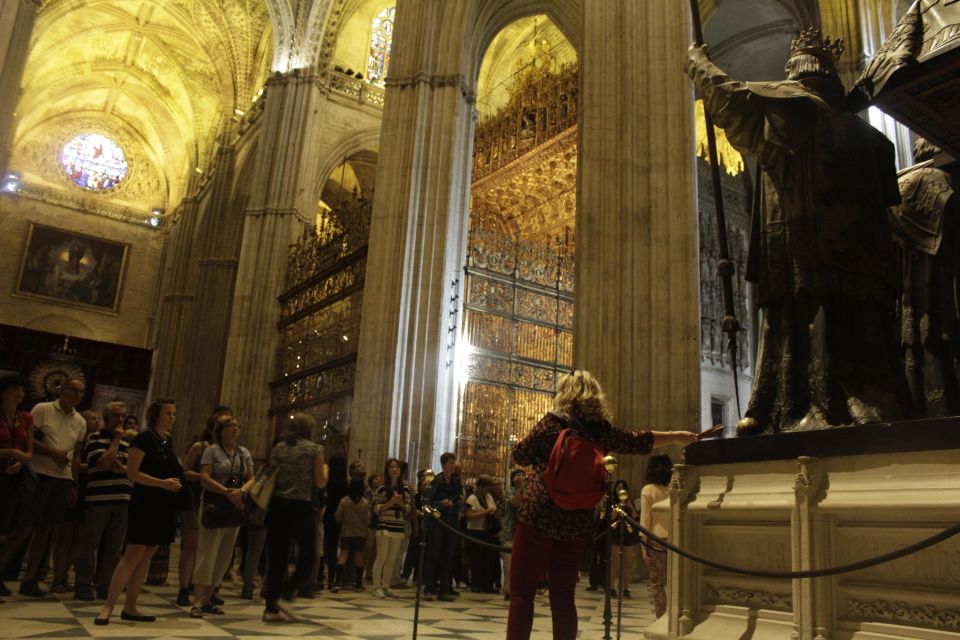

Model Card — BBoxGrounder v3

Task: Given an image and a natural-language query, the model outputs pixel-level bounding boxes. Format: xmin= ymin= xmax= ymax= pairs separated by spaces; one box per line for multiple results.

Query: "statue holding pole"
xmin=685 ymin=29 xmax=913 ymax=436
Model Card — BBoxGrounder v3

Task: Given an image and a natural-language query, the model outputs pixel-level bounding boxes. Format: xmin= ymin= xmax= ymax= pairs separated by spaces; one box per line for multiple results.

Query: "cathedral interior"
xmin=0 ymin=0 xmax=958 ymax=638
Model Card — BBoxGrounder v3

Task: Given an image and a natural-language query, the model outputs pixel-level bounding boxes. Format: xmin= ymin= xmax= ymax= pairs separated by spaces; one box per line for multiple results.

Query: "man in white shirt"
xmin=0 ymin=378 xmax=86 ymax=598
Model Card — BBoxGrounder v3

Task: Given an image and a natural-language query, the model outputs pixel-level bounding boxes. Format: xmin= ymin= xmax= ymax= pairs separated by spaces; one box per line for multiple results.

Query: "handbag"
xmin=247 ymin=463 xmax=278 ymax=511
xmin=243 ymin=464 xmax=277 ymax=527
xmin=200 ymin=491 xmax=247 ymax=529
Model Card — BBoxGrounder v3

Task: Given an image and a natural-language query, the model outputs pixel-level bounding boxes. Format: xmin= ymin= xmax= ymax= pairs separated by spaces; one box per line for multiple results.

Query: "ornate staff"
xmin=688 ymin=0 xmax=742 ymax=419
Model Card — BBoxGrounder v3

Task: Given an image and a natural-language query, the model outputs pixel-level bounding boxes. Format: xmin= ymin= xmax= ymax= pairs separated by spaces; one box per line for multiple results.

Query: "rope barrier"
xmin=423 ymin=509 xmax=514 ymax=553
xmin=614 ymin=507 xmax=960 ymax=579
xmin=419 ymin=504 xmax=960 ymax=580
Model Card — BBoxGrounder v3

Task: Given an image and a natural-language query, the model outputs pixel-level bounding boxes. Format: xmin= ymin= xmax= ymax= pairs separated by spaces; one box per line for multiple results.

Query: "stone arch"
xmin=303 ymin=0 xmax=338 ymax=72
xmin=310 ymin=127 xmax=382 ymax=205
xmin=264 ymin=0 xmax=297 ymax=71
xmin=24 ymin=314 xmax=100 ymax=343
xmin=464 ymin=0 xmax=581 ymax=86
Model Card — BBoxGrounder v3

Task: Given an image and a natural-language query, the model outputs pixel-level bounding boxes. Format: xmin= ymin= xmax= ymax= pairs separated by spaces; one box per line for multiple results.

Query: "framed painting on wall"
xmin=15 ymin=223 xmax=129 ymax=313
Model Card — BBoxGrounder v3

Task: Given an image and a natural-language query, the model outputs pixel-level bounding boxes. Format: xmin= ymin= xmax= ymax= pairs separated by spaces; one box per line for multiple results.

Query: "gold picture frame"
xmin=15 ymin=223 xmax=129 ymax=314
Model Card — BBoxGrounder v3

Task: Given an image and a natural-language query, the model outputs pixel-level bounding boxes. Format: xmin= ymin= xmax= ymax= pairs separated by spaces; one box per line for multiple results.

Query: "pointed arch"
xmin=310 ymin=127 xmax=382 ymax=204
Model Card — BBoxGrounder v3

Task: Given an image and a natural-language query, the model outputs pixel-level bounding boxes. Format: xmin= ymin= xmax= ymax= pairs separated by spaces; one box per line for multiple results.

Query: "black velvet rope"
xmin=617 ymin=510 xmax=960 ymax=579
xmin=421 ymin=507 xmax=960 ymax=579
xmin=424 ymin=510 xmax=514 ymax=553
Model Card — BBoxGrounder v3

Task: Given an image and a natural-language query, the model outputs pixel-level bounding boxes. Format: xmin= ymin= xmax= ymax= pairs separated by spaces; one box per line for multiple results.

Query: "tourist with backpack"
xmin=505 ymin=369 xmax=697 ymax=640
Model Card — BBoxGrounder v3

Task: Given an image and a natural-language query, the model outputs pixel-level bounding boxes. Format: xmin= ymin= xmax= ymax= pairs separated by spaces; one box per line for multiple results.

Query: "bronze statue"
xmin=890 ymin=139 xmax=959 ymax=417
xmin=686 ymin=29 xmax=912 ymax=436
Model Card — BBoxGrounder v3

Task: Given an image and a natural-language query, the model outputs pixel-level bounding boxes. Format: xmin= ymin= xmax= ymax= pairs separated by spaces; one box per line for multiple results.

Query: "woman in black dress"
xmin=95 ymin=398 xmax=183 ymax=625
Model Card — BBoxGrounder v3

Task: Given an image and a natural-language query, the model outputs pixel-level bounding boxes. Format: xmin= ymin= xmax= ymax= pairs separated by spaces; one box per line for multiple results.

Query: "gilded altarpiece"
xmin=270 ymin=195 xmax=371 ymax=456
xmin=458 ymin=63 xmax=578 ymax=480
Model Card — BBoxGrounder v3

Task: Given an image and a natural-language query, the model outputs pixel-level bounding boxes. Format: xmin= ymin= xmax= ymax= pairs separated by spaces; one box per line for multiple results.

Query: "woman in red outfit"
xmin=507 ymin=369 xmax=697 ymax=640
xmin=0 ymin=374 xmax=34 ymax=548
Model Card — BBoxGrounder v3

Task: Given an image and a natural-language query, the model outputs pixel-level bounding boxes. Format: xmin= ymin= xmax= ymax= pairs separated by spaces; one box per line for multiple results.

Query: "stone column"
xmin=578 ymin=1 xmax=700 ymax=456
xmin=351 ymin=1 xmax=474 ymax=472
xmin=220 ymin=71 xmax=318 ymax=460
xmin=171 ymin=135 xmax=242 ymax=451
xmin=151 ymin=177 xmax=202 ymax=438
xmin=0 ymin=0 xmax=40 ymax=177
xmin=668 ymin=464 xmax=700 ymax=637
xmin=792 ymin=456 xmax=830 ymax=640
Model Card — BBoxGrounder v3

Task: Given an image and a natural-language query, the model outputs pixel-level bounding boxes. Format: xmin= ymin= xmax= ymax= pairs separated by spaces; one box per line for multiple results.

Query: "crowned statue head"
xmin=785 ymin=28 xmax=844 ymax=81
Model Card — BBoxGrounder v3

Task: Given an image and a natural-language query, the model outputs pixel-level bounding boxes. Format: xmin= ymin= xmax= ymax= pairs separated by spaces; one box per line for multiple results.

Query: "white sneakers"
xmin=373 ymin=587 xmax=400 ymax=599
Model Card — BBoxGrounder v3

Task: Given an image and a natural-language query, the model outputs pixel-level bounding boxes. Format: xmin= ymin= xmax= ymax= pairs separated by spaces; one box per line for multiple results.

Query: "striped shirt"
xmin=84 ymin=429 xmax=132 ymax=505
xmin=373 ymin=485 xmax=411 ymax=534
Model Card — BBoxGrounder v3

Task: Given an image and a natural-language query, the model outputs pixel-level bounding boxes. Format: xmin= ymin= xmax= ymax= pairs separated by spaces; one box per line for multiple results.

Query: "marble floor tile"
xmin=0 ymin=578 xmax=655 ymax=639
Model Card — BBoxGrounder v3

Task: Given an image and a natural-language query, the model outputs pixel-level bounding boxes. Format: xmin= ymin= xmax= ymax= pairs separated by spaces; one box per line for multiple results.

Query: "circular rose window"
xmin=61 ymin=133 xmax=128 ymax=191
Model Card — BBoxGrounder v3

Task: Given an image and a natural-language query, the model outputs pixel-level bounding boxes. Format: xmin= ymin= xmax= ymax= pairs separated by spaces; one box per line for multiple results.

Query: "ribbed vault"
xmin=10 ymin=0 xmax=273 ymax=215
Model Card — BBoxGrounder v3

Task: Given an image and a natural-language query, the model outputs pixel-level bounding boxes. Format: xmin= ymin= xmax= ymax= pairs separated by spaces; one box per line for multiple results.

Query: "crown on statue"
xmin=789 ymin=28 xmax=844 ymax=63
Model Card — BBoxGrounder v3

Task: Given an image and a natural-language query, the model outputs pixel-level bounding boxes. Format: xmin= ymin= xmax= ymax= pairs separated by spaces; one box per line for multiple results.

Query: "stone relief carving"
xmin=707 ymin=585 xmax=793 ymax=611
xmin=848 ymin=599 xmax=960 ymax=630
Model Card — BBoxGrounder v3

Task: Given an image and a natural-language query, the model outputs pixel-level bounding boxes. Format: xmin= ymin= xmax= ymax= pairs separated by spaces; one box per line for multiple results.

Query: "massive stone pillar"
xmin=0 ymin=0 xmax=40 ymax=177
xmin=351 ymin=1 xmax=474 ymax=473
xmin=220 ymin=71 xmax=319 ymax=460
xmin=578 ymin=1 xmax=700 ymax=480
xmin=152 ymin=132 xmax=247 ymax=453
xmin=151 ymin=178 xmax=202 ymax=445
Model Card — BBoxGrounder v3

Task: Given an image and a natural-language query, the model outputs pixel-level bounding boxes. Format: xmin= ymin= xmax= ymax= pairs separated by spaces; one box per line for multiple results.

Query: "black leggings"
xmin=264 ymin=497 xmax=316 ymax=611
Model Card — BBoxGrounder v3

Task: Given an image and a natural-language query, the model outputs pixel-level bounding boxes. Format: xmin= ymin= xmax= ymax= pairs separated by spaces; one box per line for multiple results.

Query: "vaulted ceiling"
xmin=11 ymin=0 xmax=273 ymax=216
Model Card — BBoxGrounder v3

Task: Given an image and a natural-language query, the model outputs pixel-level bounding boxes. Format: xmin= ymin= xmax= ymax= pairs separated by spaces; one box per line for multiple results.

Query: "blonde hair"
xmin=554 ymin=369 xmax=612 ymax=423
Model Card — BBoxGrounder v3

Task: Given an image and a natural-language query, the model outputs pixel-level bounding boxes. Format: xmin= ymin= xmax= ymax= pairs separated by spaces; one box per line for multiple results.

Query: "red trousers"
xmin=506 ymin=522 xmax=588 ymax=640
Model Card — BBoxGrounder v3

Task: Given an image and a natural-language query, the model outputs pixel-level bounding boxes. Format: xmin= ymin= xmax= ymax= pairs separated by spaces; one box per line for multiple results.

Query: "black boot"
xmin=354 ymin=568 xmax=364 ymax=592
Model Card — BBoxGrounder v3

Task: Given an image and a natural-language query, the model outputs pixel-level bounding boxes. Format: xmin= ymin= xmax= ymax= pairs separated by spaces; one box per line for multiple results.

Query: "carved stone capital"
xmin=794 ymin=456 xmax=826 ymax=503
xmin=669 ymin=464 xmax=700 ymax=505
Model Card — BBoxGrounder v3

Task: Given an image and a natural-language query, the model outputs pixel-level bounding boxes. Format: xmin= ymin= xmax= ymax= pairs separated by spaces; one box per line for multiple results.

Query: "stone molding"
xmin=384 ymin=72 xmax=476 ymax=103
xmin=197 ymin=258 xmax=239 ymax=268
xmin=244 ymin=207 xmax=303 ymax=219
xmin=14 ymin=182 xmax=162 ymax=228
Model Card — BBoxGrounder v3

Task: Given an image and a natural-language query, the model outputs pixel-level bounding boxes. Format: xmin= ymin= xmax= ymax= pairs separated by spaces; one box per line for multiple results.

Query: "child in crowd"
xmin=332 ymin=477 xmax=370 ymax=592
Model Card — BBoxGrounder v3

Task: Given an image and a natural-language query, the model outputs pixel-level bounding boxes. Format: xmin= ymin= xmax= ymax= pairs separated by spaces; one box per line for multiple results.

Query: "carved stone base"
xmin=645 ymin=422 xmax=960 ymax=640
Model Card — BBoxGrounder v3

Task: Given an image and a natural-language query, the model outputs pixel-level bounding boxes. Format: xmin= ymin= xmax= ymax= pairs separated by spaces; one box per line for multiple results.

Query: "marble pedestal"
xmin=645 ymin=419 xmax=960 ymax=640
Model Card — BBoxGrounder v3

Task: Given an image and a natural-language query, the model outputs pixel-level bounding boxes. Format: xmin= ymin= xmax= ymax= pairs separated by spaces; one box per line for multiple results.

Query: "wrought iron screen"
xmin=270 ymin=193 xmax=371 ymax=456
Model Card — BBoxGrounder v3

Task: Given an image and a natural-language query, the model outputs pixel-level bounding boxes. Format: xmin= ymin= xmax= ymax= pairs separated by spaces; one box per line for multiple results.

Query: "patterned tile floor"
xmin=0 ymin=577 xmax=657 ymax=639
